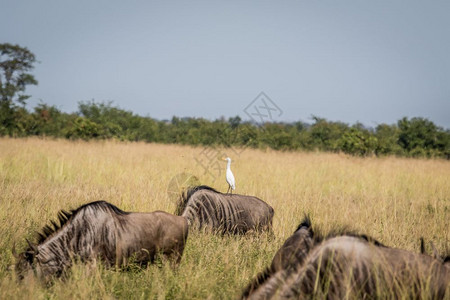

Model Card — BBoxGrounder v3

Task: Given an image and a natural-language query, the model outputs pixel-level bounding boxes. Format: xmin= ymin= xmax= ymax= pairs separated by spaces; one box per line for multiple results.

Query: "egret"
xmin=222 ymin=157 xmax=235 ymax=194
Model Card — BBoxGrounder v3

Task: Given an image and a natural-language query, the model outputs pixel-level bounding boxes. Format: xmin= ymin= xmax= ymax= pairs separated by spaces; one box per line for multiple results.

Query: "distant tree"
xmin=309 ymin=118 xmax=348 ymax=151
xmin=30 ymin=102 xmax=74 ymax=137
xmin=397 ymin=117 xmax=444 ymax=157
xmin=374 ymin=124 xmax=403 ymax=156
xmin=228 ymin=116 xmax=241 ymax=129
xmin=0 ymin=43 xmax=37 ymax=105
xmin=0 ymin=43 xmax=38 ymax=135
xmin=66 ymin=117 xmax=100 ymax=140
xmin=339 ymin=127 xmax=377 ymax=156
xmin=294 ymin=121 xmax=308 ymax=132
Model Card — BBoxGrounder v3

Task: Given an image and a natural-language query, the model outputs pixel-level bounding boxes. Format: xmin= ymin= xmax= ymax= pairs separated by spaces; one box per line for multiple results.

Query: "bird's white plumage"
xmin=224 ymin=157 xmax=235 ymax=191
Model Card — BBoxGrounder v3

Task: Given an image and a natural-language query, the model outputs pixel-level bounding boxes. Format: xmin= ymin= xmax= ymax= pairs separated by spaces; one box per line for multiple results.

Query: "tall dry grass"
xmin=0 ymin=138 xmax=448 ymax=299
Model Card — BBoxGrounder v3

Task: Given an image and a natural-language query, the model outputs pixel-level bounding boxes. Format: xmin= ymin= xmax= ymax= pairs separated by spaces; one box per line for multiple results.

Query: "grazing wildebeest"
xmin=13 ymin=201 xmax=188 ymax=282
xmin=175 ymin=186 xmax=274 ymax=234
xmin=241 ymin=216 xmax=450 ymax=299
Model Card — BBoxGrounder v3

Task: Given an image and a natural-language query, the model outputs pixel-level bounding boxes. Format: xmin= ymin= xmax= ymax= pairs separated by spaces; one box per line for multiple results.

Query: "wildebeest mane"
xmin=320 ymin=230 xmax=386 ymax=247
xmin=294 ymin=215 xmax=312 ymax=233
xmin=294 ymin=215 xmax=385 ymax=247
xmin=299 ymin=219 xmax=385 ymax=248
xmin=36 ymin=209 xmax=72 ymax=244
xmin=175 ymin=185 xmax=221 ymax=215
xmin=36 ymin=201 xmax=129 ymax=245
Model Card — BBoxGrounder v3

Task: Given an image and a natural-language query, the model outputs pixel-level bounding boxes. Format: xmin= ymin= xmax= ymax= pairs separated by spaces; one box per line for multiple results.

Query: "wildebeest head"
xmin=13 ymin=209 xmax=73 ymax=282
xmin=13 ymin=239 xmax=38 ymax=280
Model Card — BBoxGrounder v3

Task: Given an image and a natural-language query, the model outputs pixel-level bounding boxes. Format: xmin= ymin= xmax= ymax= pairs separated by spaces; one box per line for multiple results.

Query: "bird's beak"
xmin=221 ymin=157 xmax=226 ymax=161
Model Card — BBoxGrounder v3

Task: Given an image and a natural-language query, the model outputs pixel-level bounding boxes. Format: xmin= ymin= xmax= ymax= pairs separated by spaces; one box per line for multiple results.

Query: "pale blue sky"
xmin=1 ymin=1 xmax=449 ymax=127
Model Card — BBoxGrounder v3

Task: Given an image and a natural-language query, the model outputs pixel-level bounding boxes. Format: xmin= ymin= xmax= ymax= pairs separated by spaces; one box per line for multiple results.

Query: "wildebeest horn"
xmin=420 ymin=237 xmax=425 ymax=254
xmin=26 ymin=239 xmax=38 ymax=253
xmin=12 ymin=242 xmax=19 ymax=258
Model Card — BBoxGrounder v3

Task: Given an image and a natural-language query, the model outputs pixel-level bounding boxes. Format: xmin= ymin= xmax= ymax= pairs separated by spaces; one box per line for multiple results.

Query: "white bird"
xmin=223 ymin=157 xmax=235 ymax=194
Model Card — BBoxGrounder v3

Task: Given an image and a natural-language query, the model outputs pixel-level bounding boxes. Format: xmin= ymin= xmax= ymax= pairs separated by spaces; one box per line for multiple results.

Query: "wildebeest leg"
xmin=172 ymin=241 xmax=187 ymax=267
xmin=115 ymin=247 xmax=127 ymax=270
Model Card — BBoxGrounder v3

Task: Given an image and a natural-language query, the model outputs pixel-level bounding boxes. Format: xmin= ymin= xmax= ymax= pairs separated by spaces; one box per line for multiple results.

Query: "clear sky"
xmin=1 ymin=0 xmax=449 ymax=128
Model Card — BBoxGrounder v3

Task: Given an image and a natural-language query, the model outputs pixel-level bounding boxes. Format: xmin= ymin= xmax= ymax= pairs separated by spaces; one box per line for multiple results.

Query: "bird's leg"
xmin=227 ymin=186 xmax=230 ymax=194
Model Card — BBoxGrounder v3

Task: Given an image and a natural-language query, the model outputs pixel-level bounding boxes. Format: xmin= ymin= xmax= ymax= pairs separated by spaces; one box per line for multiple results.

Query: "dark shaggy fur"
xmin=36 ymin=201 xmax=129 ymax=245
xmin=175 ymin=185 xmax=219 ymax=216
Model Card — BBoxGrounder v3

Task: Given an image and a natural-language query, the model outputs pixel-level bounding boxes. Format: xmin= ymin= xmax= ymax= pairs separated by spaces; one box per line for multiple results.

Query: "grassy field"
xmin=0 ymin=138 xmax=448 ymax=299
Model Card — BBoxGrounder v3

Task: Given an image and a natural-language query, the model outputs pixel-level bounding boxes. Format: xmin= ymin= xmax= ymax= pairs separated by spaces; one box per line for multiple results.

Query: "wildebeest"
xmin=175 ymin=186 xmax=274 ymax=234
xmin=241 ymin=216 xmax=450 ymax=299
xmin=13 ymin=201 xmax=188 ymax=282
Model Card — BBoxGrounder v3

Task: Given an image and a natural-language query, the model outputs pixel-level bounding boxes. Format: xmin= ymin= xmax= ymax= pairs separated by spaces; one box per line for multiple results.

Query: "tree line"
xmin=2 ymin=100 xmax=449 ymax=158
xmin=1 ymin=43 xmax=449 ymax=158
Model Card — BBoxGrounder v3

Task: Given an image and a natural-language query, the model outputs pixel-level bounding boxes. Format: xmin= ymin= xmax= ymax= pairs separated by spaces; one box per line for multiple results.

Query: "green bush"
xmin=339 ymin=128 xmax=377 ymax=156
xmin=66 ymin=117 xmax=101 ymax=140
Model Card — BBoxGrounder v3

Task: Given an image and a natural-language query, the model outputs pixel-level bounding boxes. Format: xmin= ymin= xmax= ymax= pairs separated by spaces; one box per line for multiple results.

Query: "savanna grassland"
xmin=0 ymin=138 xmax=449 ymax=299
